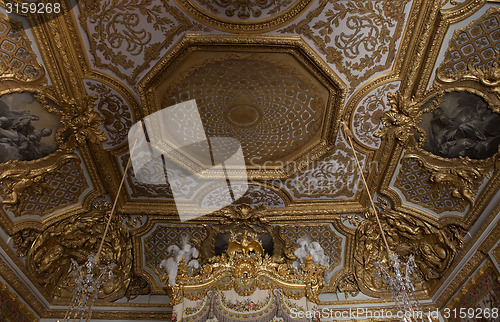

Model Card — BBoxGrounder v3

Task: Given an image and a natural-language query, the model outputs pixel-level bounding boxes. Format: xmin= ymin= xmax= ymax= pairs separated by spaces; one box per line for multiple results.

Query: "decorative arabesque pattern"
xmin=85 ymin=81 xmax=133 ymax=148
xmin=395 ymin=158 xmax=467 ymax=213
xmin=352 ymin=82 xmax=400 ymax=148
xmin=437 ymin=7 xmax=500 ymax=77
xmin=201 ymin=184 xmax=285 ymax=208
xmin=279 ymin=132 xmax=365 ymax=199
xmin=279 ymin=223 xmax=342 ymax=274
xmin=78 ymin=0 xmax=200 ymax=84
xmin=2 ymin=158 xmax=89 ymax=217
xmin=0 ymin=16 xmax=44 ymax=82
xmin=190 ymin=0 xmax=296 ymax=20
xmin=280 ymin=0 xmax=410 ymax=89
xmin=166 ymin=58 xmax=324 ymax=164
xmin=144 ymin=224 xmax=205 ymax=280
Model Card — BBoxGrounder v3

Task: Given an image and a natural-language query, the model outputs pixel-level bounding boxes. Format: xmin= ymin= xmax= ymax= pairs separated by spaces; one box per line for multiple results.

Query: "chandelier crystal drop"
xmin=375 ymin=253 xmax=427 ymax=321
xmin=64 ymin=254 xmax=116 ymax=321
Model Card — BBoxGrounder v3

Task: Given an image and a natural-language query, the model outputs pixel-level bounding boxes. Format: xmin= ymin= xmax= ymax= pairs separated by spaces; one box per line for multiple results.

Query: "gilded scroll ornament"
xmin=78 ymin=0 xmax=194 ymax=84
xmin=337 ymin=273 xmax=360 ymax=299
xmin=11 ymin=228 xmax=38 ymax=257
xmin=0 ymin=152 xmax=79 ymax=206
xmin=375 ymin=90 xmax=444 ymax=145
xmin=354 ymin=205 xmax=466 ymax=295
xmin=26 ymin=211 xmax=133 ymax=301
xmin=85 ymin=81 xmax=133 ymax=147
xmin=164 ymin=234 xmax=326 ymax=305
xmin=405 ymin=154 xmax=484 ymax=206
xmin=36 ymin=91 xmax=107 ymax=145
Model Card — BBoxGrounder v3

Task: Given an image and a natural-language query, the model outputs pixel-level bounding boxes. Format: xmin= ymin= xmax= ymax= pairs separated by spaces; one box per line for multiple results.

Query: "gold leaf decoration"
xmin=375 ymin=90 xmax=444 ymax=145
xmin=354 ymin=206 xmax=466 ymax=295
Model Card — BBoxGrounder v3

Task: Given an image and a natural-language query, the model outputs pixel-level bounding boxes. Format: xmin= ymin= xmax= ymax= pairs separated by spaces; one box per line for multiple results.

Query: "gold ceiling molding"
xmin=173 ymin=0 xmax=314 ymax=33
xmin=138 ymin=34 xmax=346 ymax=180
xmin=165 ymin=232 xmax=326 ymax=305
xmin=413 ymin=0 xmax=487 ymax=97
xmin=0 ymin=14 xmax=45 ymax=86
xmin=0 ymin=280 xmax=37 ymax=322
xmin=26 ymin=210 xmax=133 ymax=302
xmin=354 ymin=201 xmax=466 ymax=298
xmin=280 ymin=0 xmax=411 ymax=89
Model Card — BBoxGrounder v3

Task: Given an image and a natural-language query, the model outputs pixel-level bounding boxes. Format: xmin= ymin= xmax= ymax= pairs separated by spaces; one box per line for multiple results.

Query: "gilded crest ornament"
xmin=164 ymin=232 xmax=326 ymax=305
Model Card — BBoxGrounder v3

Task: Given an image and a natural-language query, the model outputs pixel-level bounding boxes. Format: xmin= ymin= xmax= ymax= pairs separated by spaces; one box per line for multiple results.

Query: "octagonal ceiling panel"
xmin=138 ymin=36 xmax=346 ymax=179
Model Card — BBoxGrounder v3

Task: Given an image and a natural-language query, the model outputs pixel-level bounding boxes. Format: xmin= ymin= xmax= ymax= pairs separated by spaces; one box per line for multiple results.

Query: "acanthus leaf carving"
xmin=375 ymin=89 xmax=444 ymax=145
xmin=354 ymin=204 xmax=466 ymax=296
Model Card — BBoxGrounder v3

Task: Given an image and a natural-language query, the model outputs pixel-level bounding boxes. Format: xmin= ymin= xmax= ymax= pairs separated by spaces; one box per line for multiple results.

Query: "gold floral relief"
xmin=0 ymin=14 xmax=45 ymax=84
xmin=85 ymin=80 xmax=133 ymax=148
xmin=78 ymin=0 xmax=202 ymax=85
xmin=351 ymin=82 xmax=400 ymax=149
xmin=280 ymin=0 xmax=411 ymax=89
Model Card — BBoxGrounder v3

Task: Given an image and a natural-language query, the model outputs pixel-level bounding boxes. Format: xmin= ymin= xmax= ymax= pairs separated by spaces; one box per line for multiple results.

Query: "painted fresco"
xmin=419 ymin=91 xmax=500 ymax=160
xmin=0 ymin=92 xmax=61 ymax=163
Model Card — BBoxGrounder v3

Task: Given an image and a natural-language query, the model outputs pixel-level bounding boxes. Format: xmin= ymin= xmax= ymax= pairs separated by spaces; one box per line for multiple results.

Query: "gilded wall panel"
xmin=279 ymin=0 xmax=411 ymax=89
xmin=446 ymin=261 xmax=500 ymax=322
xmin=395 ymin=157 xmax=468 ymax=214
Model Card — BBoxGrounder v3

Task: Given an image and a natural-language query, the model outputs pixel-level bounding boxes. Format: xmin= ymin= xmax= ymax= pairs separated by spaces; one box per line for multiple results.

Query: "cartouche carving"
xmin=406 ymin=154 xmax=483 ymax=206
xmin=354 ymin=204 xmax=466 ymax=295
xmin=26 ymin=211 xmax=133 ymax=301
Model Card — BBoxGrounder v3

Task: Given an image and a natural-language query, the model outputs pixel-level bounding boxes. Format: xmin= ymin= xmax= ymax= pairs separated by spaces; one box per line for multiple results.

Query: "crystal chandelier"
xmin=342 ymin=122 xmax=427 ymax=322
xmin=61 ymin=141 xmax=137 ymax=321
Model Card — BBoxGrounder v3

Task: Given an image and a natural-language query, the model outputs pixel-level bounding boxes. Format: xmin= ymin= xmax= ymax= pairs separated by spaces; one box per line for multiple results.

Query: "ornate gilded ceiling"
xmin=0 ymin=0 xmax=499 ymax=320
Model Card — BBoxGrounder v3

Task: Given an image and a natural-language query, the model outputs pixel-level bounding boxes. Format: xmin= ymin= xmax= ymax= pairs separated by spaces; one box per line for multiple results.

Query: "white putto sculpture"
xmin=292 ymin=236 xmax=333 ymax=283
xmin=160 ymin=235 xmax=200 ymax=286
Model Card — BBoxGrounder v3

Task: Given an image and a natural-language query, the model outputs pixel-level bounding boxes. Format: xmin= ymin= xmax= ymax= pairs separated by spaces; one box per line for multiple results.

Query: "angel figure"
xmin=159 ymin=235 xmax=200 ymax=286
